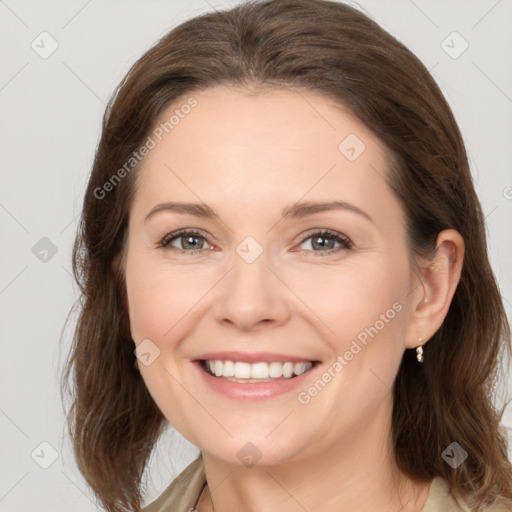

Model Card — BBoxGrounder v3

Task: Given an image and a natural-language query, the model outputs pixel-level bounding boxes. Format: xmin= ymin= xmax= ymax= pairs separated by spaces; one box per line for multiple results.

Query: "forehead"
xmin=130 ymin=85 xmax=401 ymax=228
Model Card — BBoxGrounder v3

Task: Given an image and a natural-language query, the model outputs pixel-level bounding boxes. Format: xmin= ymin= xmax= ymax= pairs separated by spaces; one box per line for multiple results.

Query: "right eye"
xmin=158 ymin=229 xmax=214 ymax=254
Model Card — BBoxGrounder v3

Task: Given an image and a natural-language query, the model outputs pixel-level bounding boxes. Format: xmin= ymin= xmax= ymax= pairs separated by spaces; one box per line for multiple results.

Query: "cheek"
xmin=288 ymin=259 xmax=407 ymax=348
xmin=293 ymin=263 xmax=409 ymax=401
xmin=125 ymin=252 xmax=210 ymax=343
xmin=294 ymin=268 xmax=408 ymax=419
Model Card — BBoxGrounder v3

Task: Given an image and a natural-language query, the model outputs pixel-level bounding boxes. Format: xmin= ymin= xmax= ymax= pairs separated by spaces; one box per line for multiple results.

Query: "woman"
xmin=61 ymin=0 xmax=512 ymax=510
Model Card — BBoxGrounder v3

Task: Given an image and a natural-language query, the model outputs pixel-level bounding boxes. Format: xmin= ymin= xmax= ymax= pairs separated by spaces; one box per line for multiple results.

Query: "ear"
xmin=404 ymin=229 xmax=465 ymax=349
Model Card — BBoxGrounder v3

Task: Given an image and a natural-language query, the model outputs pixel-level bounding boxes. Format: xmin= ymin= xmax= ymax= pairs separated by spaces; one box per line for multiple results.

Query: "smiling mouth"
xmin=200 ymin=359 xmax=317 ymax=383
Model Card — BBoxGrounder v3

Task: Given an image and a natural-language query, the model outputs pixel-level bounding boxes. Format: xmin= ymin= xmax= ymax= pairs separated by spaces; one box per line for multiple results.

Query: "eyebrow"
xmin=144 ymin=200 xmax=374 ymax=225
xmin=282 ymin=200 xmax=374 ymax=224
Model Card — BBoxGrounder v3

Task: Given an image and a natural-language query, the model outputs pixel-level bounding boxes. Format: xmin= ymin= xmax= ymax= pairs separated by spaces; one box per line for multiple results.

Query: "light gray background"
xmin=1 ymin=0 xmax=511 ymax=510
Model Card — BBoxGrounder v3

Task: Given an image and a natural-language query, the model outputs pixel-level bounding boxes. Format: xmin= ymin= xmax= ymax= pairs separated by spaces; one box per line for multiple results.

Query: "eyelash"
xmin=296 ymin=229 xmax=353 ymax=255
xmin=158 ymin=228 xmax=353 ymax=256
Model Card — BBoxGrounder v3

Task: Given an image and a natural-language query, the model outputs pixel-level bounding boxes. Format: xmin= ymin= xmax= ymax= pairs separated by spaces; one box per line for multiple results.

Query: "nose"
xmin=212 ymin=244 xmax=293 ymax=332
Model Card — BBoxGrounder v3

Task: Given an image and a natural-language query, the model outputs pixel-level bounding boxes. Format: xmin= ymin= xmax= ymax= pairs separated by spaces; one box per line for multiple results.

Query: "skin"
xmin=122 ymin=84 xmax=464 ymax=511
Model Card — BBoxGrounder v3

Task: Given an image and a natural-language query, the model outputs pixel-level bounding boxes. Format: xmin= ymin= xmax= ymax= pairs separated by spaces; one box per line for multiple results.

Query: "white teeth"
xmin=214 ymin=360 xmax=223 ymax=377
xmin=251 ymin=362 xmax=269 ymax=379
xmin=282 ymin=362 xmax=294 ymax=378
xmin=234 ymin=362 xmax=251 ymax=379
xmin=204 ymin=360 xmax=313 ymax=380
xmin=294 ymin=362 xmax=308 ymax=375
xmin=269 ymin=361 xmax=283 ymax=378
xmin=223 ymin=360 xmax=235 ymax=377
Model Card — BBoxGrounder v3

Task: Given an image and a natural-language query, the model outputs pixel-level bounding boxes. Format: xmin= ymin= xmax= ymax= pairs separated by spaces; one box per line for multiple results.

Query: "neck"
xmin=197 ymin=402 xmax=431 ymax=512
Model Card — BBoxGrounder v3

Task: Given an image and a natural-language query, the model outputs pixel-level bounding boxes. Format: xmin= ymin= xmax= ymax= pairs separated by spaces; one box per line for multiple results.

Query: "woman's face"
xmin=124 ymin=85 xmax=421 ymax=466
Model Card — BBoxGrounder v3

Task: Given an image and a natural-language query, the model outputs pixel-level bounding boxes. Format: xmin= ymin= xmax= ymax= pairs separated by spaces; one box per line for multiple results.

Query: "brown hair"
xmin=60 ymin=0 xmax=512 ymax=510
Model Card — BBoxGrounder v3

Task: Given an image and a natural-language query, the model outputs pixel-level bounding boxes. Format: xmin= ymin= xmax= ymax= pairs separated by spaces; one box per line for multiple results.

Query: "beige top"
xmin=142 ymin=456 xmax=509 ymax=512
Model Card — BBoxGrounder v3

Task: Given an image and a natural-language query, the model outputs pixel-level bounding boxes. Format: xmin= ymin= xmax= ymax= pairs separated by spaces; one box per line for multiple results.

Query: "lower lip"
xmin=193 ymin=362 xmax=318 ymax=400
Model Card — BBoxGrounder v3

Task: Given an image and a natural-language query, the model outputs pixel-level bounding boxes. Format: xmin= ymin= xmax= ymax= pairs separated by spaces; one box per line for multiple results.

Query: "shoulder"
xmin=142 ymin=456 xmax=206 ymax=512
xmin=423 ymin=477 xmax=511 ymax=512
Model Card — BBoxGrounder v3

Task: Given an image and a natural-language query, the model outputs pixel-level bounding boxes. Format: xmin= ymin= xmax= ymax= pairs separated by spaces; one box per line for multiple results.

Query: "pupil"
xmin=183 ymin=236 xmax=203 ymax=250
xmin=313 ymin=236 xmax=333 ymax=250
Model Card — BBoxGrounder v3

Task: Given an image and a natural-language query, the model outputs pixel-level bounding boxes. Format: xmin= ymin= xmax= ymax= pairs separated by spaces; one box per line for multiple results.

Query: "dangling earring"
xmin=416 ymin=337 xmax=424 ymax=363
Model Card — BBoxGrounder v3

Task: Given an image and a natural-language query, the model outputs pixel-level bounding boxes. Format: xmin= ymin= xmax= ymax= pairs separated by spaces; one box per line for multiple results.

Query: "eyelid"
xmin=297 ymin=228 xmax=351 ymax=244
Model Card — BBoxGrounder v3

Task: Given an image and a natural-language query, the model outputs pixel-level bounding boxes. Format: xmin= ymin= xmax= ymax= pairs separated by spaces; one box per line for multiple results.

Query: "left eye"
xmin=296 ymin=230 xmax=352 ymax=253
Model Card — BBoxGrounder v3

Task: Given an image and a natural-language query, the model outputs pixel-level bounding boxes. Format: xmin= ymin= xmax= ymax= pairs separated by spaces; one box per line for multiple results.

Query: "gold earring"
xmin=416 ymin=337 xmax=424 ymax=363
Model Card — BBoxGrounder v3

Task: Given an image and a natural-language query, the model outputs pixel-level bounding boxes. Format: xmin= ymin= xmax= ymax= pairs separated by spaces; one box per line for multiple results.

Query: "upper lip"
xmin=193 ymin=351 xmax=319 ymax=364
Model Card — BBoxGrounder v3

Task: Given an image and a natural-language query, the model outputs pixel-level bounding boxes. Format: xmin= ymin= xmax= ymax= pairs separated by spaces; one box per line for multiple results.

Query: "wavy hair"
xmin=60 ymin=0 xmax=512 ymax=510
